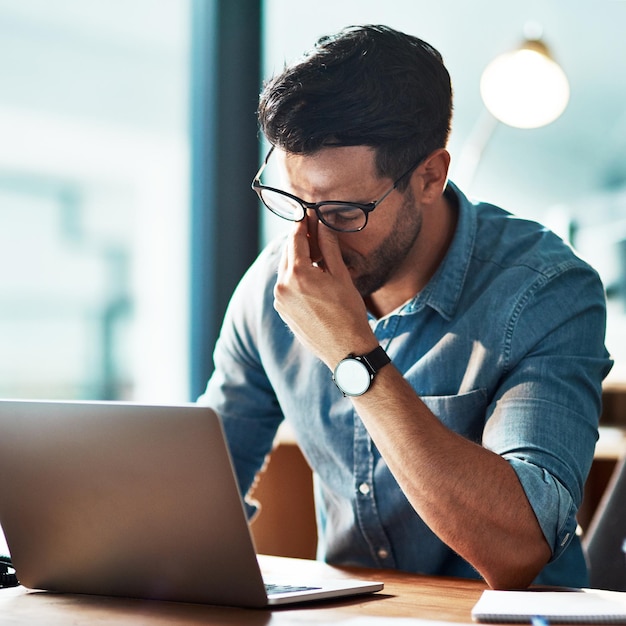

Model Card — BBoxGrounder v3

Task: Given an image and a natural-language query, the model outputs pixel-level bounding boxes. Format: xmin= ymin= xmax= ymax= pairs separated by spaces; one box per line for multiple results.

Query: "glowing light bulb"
xmin=480 ymin=40 xmax=570 ymax=129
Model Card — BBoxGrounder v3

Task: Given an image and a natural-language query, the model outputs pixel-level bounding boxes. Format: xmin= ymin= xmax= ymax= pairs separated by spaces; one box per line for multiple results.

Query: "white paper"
xmin=472 ymin=589 xmax=626 ymax=623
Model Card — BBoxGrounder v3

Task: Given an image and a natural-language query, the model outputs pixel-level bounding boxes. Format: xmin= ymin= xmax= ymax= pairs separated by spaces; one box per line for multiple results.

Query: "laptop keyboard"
xmin=265 ymin=583 xmax=322 ymax=595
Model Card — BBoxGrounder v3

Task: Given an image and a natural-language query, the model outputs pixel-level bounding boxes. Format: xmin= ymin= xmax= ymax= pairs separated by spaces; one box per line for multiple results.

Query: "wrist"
xmin=332 ymin=346 xmax=391 ymax=397
xmin=328 ymin=339 xmax=381 ymax=371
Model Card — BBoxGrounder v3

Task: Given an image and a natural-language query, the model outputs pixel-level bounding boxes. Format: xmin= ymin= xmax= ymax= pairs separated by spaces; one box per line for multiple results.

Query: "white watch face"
xmin=334 ymin=358 xmax=371 ymax=396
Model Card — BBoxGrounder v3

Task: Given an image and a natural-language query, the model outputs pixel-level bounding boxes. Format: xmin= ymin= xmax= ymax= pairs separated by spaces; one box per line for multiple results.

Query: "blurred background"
xmin=0 ymin=0 xmax=624 ymax=404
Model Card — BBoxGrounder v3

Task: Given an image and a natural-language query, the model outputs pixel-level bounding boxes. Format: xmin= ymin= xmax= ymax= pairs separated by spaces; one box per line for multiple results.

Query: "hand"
xmin=274 ymin=218 xmax=377 ymax=368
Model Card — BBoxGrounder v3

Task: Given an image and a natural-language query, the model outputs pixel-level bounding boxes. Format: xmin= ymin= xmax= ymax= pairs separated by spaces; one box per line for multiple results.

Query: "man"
xmin=199 ymin=25 xmax=612 ymax=589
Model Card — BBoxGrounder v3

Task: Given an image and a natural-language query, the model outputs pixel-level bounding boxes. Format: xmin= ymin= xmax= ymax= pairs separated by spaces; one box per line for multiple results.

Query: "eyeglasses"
xmin=251 ymin=146 xmax=424 ymax=233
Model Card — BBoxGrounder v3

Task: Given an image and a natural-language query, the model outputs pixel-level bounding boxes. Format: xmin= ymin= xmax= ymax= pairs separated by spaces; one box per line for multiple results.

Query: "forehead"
xmin=273 ymin=145 xmax=385 ymax=200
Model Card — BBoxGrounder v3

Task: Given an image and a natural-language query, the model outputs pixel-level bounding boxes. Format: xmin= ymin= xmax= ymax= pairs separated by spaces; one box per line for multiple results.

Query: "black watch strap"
xmin=359 ymin=345 xmax=391 ymax=374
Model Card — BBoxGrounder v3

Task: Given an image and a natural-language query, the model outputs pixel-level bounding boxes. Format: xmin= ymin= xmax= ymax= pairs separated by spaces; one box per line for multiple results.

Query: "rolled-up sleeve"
xmin=507 ymin=457 xmax=579 ymax=559
xmin=197 ymin=245 xmax=285 ymax=513
xmin=483 ymin=262 xmax=612 ymax=561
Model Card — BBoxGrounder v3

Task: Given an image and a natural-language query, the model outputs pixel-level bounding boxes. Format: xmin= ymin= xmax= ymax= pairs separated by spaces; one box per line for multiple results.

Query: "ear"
xmin=414 ymin=149 xmax=450 ymax=204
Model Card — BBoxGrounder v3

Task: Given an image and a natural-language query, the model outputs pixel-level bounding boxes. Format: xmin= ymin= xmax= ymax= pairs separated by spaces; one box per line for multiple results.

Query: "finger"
xmin=290 ymin=218 xmax=313 ymax=265
xmin=279 ymin=218 xmax=307 ymax=275
xmin=305 ymin=216 xmax=323 ymax=266
xmin=316 ymin=223 xmax=350 ymax=278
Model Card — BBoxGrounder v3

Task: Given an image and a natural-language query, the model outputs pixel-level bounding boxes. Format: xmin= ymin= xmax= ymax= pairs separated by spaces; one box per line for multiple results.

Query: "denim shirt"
xmin=199 ymin=182 xmax=613 ymax=587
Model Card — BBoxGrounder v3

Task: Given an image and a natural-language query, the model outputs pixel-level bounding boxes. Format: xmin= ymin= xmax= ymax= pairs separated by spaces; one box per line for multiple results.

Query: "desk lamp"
xmin=455 ymin=26 xmax=570 ymax=189
xmin=480 ymin=33 xmax=570 ymax=129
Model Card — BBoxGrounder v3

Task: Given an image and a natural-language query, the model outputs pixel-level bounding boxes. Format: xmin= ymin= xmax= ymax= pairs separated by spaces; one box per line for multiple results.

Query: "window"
xmin=0 ymin=0 xmax=190 ymax=401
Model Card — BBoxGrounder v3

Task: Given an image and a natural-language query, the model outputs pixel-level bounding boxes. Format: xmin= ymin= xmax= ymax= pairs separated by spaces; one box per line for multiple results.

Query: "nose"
xmin=304 ymin=207 xmax=319 ymax=224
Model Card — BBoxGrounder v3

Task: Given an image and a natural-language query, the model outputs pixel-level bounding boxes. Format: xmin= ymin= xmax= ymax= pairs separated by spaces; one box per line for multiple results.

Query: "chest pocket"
xmin=420 ymin=389 xmax=489 ymax=444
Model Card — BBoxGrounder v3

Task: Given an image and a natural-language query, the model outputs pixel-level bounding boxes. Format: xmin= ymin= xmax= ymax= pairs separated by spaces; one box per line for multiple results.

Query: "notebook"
xmin=0 ymin=399 xmax=383 ymax=607
xmin=472 ymin=589 xmax=626 ymax=623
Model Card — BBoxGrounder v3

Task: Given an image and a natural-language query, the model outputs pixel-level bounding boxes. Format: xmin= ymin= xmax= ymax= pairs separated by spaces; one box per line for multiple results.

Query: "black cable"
xmin=0 ymin=555 xmax=18 ymax=588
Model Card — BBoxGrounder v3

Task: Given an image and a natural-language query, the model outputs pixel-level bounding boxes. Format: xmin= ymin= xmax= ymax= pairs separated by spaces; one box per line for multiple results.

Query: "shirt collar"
xmin=399 ymin=180 xmax=476 ymax=321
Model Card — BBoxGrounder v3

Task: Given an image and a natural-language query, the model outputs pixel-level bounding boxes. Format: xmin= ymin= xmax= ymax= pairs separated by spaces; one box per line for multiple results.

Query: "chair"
xmin=583 ymin=456 xmax=626 ymax=591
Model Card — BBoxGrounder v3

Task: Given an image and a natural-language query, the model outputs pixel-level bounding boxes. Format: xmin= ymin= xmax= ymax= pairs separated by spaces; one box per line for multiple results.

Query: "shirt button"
xmin=377 ymin=548 xmax=389 ymax=559
xmin=358 ymin=482 xmax=370 ymax=495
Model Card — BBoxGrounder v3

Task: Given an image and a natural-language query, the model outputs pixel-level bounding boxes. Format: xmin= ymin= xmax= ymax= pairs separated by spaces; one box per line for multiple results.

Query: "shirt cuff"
xmin=506 ymin=456 xmax=578 ymax=561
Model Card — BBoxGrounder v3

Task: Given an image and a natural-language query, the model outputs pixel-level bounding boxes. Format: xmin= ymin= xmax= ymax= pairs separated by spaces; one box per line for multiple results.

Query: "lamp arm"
xmin=453 ymin=109 xmax=499 ymax=192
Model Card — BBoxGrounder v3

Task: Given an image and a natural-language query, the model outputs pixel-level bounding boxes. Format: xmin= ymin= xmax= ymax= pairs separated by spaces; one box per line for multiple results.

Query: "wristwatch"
xmin=333 ymin=346 xmax=391 ymax=397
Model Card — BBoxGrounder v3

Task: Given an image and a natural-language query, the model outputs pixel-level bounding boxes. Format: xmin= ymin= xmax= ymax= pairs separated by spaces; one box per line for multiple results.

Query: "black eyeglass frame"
xmin=251 ymin=146 xmax=425 ymax=233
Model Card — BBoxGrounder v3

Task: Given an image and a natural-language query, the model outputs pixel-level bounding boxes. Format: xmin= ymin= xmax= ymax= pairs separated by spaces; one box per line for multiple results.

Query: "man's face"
xmin=274 ymin=145 xmax=424 ymax=298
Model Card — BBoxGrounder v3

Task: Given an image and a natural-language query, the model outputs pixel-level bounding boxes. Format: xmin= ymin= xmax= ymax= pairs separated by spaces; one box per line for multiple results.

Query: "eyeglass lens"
xmin=259 ymin=189 xmax=303 ymax=220
xmin=259 ymin=188 xmax=367 ymax=232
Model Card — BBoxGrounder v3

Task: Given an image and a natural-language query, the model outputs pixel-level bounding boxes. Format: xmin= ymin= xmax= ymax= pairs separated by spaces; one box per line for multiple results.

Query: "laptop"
xmin=0 ymin=399 xmax=383 ymax=607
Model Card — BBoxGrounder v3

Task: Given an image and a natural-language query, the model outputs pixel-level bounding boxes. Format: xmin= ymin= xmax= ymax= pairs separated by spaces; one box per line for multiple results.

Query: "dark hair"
xmin=258 ymin=24 xmax=453 ymax=187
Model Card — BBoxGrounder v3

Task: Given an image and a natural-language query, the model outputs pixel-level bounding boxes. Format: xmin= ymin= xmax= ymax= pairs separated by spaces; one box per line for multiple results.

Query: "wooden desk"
xmin=0 ymin=555 xmax=485 ymax=624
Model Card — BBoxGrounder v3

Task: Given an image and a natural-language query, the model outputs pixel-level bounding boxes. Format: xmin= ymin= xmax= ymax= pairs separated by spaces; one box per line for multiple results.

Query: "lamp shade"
xmin=480 ymin=39 xmax=570 ymax=129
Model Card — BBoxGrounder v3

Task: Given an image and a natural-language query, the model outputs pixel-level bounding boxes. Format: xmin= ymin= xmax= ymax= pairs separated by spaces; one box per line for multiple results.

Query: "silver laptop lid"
xmin=0 ymin=400 xmax=269 ymax=607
